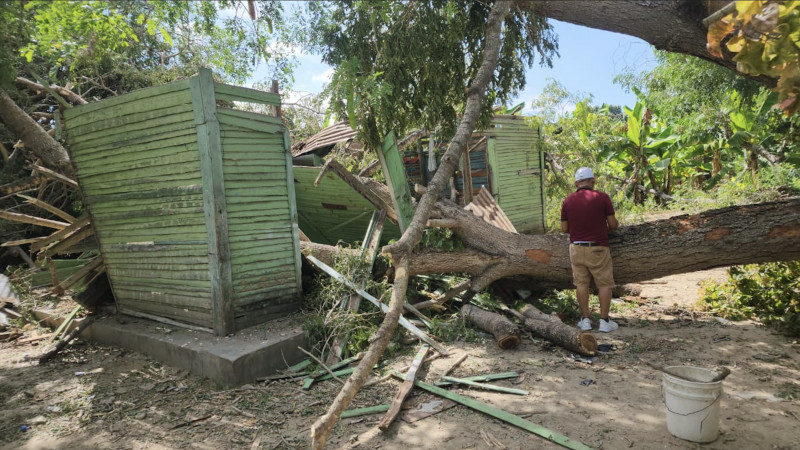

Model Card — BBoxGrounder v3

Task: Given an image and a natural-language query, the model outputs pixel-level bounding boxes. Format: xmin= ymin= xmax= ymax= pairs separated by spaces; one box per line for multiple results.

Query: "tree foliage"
xmin=304 ymin=1 xmax=558 ymax=148
xmin=707 ymin=1 xmax=800 ymax=114
xmin=3 ymin=0 xmax=299 ymax=100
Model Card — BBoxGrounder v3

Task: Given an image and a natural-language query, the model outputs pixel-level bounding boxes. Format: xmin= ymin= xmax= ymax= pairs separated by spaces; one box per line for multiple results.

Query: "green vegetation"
xmin=301 ymin=251 xmax=399 ymax=359
xmin=699 ymin=261 xmax=800 ymax=337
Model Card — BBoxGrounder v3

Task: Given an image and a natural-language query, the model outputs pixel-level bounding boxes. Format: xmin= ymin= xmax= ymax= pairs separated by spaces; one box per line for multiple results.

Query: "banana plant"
xmin=599 ymin=88 xmax=680 ymax=204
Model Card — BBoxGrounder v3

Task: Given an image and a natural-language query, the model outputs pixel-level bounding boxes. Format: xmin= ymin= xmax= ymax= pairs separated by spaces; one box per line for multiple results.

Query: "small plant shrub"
xmin=699 ymin=261 xmax=800 ymax=337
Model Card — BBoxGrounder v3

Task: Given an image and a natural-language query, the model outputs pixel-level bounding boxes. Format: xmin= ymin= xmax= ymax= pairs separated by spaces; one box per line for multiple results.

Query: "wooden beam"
xmin=30 ymin=164 xmax=79 ymax=189
xmin=16 ymin=194 xmax=77 ymax=223
xmin=378 ymin=344 xmax=430 ymax=430
xmin=190 ymin=68 xmax=235 ymax=336
xmin=29 ymin=214 xmax=91 ymax=252
xmin=0 ymin=210 xmax=70 ymax=230
xmin=39 ymin=224 xmax=94 ymax=258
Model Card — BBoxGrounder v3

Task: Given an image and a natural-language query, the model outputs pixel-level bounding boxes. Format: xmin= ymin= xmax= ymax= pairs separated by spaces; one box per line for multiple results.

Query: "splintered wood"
xmin=378 ymin=344 xmax=430 ymax=430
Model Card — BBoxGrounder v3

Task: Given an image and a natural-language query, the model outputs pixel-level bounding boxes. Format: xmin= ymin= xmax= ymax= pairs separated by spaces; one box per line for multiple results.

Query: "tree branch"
xmin=310 ymin=2 xmax=512 ymax=448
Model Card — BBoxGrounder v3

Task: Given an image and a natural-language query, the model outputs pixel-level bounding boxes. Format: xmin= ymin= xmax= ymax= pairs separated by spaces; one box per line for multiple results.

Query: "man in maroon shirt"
xmin=560 ymin=167 xmax=620 ymax=332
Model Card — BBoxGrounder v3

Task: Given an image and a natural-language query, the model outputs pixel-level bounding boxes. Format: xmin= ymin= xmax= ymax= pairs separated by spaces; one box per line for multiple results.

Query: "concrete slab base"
xmin=34 ymin=310 xmax=307 ymax=387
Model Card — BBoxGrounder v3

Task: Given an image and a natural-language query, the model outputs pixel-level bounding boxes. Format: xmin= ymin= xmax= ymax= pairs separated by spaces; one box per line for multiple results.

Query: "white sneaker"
xmin=577 ymin=318 xmax=592 ymax=331
xmin=598 ymin=318 xmax=619 ymax=333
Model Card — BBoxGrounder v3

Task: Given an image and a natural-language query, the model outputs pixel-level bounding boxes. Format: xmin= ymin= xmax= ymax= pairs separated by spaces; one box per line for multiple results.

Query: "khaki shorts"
xmin=569 ymin=245 xmax=615 ymax=288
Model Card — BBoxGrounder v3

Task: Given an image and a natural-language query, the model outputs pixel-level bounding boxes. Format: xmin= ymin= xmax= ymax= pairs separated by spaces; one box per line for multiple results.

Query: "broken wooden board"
xmin=378 ymin=344 xmax=429 ymax=430
xmin=439 ymin=375 xmax=528 ymax=395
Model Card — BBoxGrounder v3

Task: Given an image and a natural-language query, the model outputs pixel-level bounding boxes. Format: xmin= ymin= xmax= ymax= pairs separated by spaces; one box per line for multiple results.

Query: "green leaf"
xmin=652 ymin=158 xmax=672 ymax=170
xmin=158 ymin=27 xmax=172 ymax=46
xmin=626 ymin=114 xmax=641 ymax=146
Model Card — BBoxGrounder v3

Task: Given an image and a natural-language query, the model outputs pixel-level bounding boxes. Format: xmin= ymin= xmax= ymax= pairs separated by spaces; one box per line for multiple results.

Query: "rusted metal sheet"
xmin=291 ymin=121 xmax=359 ymax=157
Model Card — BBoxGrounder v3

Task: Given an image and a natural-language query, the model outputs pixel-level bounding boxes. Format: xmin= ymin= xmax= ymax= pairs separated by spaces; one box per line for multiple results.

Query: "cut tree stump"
xmin=461 ymin=304 xmax=520 ymax=349
xmin=515 ymin=304 xmax=597 ymax=356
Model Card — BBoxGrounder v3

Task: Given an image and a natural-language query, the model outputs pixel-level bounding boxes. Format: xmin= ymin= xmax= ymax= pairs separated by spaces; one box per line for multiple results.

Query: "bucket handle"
xmin=662 ymin=389 xmax=721 ymax=416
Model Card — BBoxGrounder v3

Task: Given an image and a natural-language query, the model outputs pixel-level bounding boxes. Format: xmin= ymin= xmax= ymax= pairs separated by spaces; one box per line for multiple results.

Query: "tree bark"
xmin=461 ymin=304 xmax=521 ymax=349
xmin=407 ymin=197 xmax=800 ymax=291
xmin=520 ymin=0 xmax=777 ymax=86
xmin=517 ymin=304 xmax=597 ymax=356
xmin=0 ymin=91 xmax=71 ymax=173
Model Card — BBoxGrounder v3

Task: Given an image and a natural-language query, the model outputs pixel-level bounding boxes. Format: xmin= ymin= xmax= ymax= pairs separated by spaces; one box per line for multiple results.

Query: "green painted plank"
xmin=114 ymin=284 xmax=214 ymax=301
xmin=191 ymin=68 xmax=234 ymax=336
xmin=80 ymin=160 xmax=202 ymax=185
xmin=434 ymin=371 xmax=519 ymax=387
xmin=439 ymin=375 xmax=528 ymax=395
xmin=110 ymin=269 xmax=210 ymax=282
xmin=389 ymin=372 xmax=591 ymax=450
xmin=73 ymin=129 xmax=198 ymax=159
xmin=63 ymin=79 xmax=191 ymax=120
xmin=68 ymin=97 xmax=194 ymax=136
xmin=214 ymin=83 xmax=281 ymax=107
xmin=77 ymin=147 xmax=200 ymax=174
xmin=69 ymin=111 xmax=197 ymax=147
xmin=114 ymin=288 xmax=213 ymax=308
xmin=85 ymin=184 xmax=204 ymax=203
xmin=217 ymin=111 xmax=283 ymax=134
xmin=233 ymin=286 xmax=299 ymax=304
xmin=82 ymin=177 xmax=203 ymax=197
xmin=378 ymin=131 xmax=414 ymax=232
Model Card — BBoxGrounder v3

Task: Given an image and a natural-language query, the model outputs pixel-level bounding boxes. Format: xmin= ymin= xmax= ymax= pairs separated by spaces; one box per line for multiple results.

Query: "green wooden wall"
xmin=61 ymin=69 xmax=302 ymax=335
xmin=293 ymin=167 xmax=401 ymax=245
xmin=483 ymin=115 xmax=545 ymax=234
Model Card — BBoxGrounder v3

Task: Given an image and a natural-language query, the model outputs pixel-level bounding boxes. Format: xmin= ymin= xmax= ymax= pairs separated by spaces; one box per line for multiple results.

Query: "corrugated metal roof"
xmin=464 ymin=186 xmax=518 ymax=233
xmin=291 ymin=121 xmax=359 ymax=157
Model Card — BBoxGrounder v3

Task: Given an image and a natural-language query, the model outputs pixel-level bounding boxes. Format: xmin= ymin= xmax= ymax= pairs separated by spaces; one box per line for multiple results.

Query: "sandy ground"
xmin=1 ymin=268 xmax=799 ymax=450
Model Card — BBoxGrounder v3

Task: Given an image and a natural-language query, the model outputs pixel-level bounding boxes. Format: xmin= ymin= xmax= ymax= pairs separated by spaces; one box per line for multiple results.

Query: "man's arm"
xmin=560 ymin=220 xmax=569 ymax=233
xmin=607 ymin=215 xmax=619 ymax=231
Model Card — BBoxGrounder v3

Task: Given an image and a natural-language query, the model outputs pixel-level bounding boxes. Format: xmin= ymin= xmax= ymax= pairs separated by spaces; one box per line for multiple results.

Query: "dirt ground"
xmin=1 ymin=268 xmax=799 ymax=450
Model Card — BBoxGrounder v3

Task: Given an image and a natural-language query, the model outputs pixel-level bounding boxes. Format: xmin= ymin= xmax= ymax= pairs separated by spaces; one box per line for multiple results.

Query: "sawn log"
xmin=461 ymin=304 xmax=520 ymax=349
xmin=515 ymin=304 xmax=597 ymax=356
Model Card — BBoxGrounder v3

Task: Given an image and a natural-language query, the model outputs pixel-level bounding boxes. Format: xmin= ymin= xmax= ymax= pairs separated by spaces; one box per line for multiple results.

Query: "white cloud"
xmin=312 ymin=68 xmax=334 ymax=83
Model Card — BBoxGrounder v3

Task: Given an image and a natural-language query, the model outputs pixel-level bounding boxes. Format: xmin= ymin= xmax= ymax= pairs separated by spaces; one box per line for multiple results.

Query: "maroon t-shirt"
xmin=560 ymin=187 xmax=615 ymax=246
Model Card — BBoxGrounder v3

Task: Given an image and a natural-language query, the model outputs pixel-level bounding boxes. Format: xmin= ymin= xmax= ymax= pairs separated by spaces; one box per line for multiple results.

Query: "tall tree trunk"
xmin=0 ymin=90 xmax=71 ymax=173
xmin=309 ymin=3 xmax=512 ymax=449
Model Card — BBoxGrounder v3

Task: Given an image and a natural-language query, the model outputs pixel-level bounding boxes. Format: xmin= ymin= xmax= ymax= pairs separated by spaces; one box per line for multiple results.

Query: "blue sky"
xmin=279 ymin=20 xmax=657 ymax=115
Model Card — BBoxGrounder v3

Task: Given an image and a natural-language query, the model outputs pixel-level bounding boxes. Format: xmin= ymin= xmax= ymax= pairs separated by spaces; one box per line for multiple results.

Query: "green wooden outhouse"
xmin=403 ymin=115 xmax=545 ymax=233
xmin=58 ymin=68 xmax=303 ymax=336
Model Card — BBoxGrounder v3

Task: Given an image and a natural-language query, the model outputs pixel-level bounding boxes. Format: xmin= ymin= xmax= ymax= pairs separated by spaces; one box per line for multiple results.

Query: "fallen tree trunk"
xmin=516 ymin=305 xmax=597 ymax=356
xmin=409 ymin=198 xmax=800 ymax=291
xmin=0 ymin=91 xmax=71 ymax=173
xmin=461 ymin=304 xmax=520 ymax=349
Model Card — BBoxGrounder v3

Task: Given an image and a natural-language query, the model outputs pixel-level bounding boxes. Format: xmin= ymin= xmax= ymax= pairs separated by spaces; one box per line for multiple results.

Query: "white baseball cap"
xmin=575 ymin=167 xmax=594 ymax=181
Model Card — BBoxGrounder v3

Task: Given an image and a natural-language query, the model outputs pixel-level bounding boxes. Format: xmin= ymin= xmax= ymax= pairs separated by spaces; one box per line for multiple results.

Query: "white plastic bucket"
xmin=662 ymin=366 xmax=723 ymax=443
